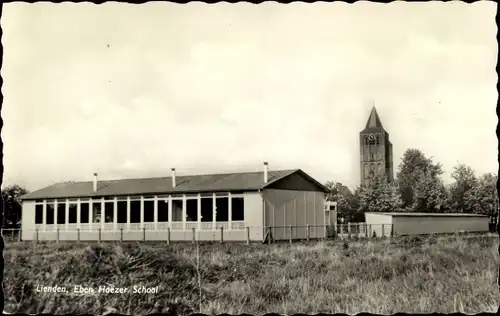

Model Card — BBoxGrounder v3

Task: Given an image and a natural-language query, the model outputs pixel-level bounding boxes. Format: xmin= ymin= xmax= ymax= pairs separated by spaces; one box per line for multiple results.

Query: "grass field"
xmin=3 ymin=234 xmax=499 ymax=315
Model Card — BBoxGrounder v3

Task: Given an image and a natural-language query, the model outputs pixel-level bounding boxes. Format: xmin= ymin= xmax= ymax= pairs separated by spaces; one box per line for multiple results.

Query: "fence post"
xmin=368 ymin=224 xmax=372 ymax=238
xmin=357 ymin=223 xmax=361 ymax=238
xmin=35 ymin=229 xmax=39 ymax=244
xmin=192 ymin=227 xmax=196 ymax=244
xmin=267 ymin=226 xmax=272 ymax=244
xmin=167 ymin=228 xmax=171 ymax=245
xmin=390 ymin=224 xmax=394 ymax=238
xmin=17 ymin=229 xmax=21 ymax=242
xmin=306 ymin=225 xmax=310 ymax=241
xmin=220 ymin=227 xmax=224 ymax=244
xmin=143 ymin=227 xmax=146 ymax=241
xmin=77 ymin=228 xmax=80 ymax=243
xmin=289 ymin=225 xmax=293 ymax=244
xmin=98 ymin=228 xmax=102 ymax=244
xmin=246 ymin=227 xmax=250 ymax=245
xmin=56 ymin=228 xmax=60 ymax=244
xmin=347 ymin=223 xmax=352 ymax=239
xmin=120 ymin=228 xmax=123 ymax=242
xmin=382 ymin=224 xmax=385 ymax=238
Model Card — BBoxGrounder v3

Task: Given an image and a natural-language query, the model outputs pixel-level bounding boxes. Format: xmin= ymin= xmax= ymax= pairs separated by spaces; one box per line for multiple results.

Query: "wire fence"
xmin=1 ymin=223 xmax=491 ymax=245
xmin=0 ymin=223 xmax=393 ymax=244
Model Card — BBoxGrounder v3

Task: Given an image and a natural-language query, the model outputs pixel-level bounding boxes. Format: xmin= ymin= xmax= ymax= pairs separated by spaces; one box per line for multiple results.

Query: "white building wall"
xmin=243 ymin=191 xmax=264 ymax=241
xmin=21 ymin=201 xmax=36 ymax=240
xmin=392 ymin=215 xmax=489 ymax=236
xmin=364 ymin=213 xmax=393 ymax=237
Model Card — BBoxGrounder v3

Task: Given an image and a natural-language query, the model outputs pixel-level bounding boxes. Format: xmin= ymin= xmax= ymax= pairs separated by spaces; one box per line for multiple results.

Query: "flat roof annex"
xmin=365 ymin=212 xmax=489 ymax=217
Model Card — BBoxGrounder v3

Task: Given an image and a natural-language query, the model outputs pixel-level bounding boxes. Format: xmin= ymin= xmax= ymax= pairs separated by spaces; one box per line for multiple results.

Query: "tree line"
xmin=1 ymin=150 xmax=498 ymax=228
xmin=325 ymin=148 xmax=498 ymax=223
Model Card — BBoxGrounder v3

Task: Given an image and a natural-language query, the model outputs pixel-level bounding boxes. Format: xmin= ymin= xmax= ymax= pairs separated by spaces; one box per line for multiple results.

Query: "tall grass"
xmin=3 ymin=235 xmax=499 ymax=315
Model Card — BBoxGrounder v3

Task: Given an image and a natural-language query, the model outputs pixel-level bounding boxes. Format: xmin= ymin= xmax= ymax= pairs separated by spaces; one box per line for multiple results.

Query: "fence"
xmin=1 ymin=223 xmax=395 ymax=245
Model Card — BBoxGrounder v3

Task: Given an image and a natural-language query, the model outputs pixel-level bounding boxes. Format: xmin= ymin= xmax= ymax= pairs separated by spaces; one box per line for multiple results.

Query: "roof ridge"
xmin=73 ymin=168 xmax=297 ymax=184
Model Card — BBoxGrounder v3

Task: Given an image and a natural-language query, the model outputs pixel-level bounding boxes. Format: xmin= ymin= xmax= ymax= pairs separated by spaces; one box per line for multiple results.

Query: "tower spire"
xmin=365 ymin=105 xmax=384 ymax=130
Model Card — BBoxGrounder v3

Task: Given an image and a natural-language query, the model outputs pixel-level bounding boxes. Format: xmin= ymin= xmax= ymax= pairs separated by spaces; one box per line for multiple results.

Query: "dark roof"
xmin=366 ymin=212 xmax=489 ymax=217
xmin=21 ymin=169 xmax=329 ymax=200
xmin=361 ymin=106 xmax=385 ymax=133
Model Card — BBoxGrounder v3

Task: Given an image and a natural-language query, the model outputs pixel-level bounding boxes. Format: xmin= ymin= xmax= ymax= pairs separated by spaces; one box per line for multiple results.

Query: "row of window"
xmin=35 ymin=197 xmax=244 ymax=225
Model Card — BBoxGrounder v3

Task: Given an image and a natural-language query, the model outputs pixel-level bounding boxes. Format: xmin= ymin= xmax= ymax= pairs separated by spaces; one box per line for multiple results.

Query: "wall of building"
xmin=21 ymin=191 xmax=263 ymax=242
xmin=263 ymin=189 xmax=325 ymax=240
xmin=243 ymin=191 xmax=264 ymax=241
xmin=21 ymin=201 xmax=36 ymax=241
xmin=364 ymin=213 xmax=393 ymax=237
xmin=32 ymin=229 xmax=249 ymax=242
xmin=392 ymin=215 xmax=490 ymax=236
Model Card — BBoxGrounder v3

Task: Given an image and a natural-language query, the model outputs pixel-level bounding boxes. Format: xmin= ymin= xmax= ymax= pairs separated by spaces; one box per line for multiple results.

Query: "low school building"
xmin=20 ymin=163 xmax=329 ymax=242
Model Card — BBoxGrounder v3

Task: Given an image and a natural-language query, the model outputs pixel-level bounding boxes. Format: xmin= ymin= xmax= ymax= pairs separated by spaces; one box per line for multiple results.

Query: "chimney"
xmin=263 ymin=162 xmax=268 ymax=183
xmin=171 ymin=168 xmax=176 ymax=187
xmin=93 ymin=173 xmax=98 ymax=192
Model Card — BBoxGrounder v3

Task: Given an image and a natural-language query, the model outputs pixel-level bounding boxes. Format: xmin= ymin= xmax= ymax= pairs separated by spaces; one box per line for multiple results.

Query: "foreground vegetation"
xmin=4 ymin=234 xmax=499 ymax=315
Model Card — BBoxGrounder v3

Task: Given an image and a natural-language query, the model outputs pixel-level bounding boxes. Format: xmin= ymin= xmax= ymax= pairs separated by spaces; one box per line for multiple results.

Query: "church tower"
xmin=359 ymin=106 xmax=393 ymax=186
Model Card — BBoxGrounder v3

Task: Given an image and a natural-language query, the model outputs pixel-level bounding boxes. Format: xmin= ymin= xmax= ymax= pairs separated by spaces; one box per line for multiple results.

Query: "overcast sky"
xmin=2 ymin=1 xmax=497 ymax=192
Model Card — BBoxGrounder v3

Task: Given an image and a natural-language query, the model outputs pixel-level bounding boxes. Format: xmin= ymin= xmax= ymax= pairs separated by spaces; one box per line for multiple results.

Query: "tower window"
xmin=365 ymin=137 xmax=368 ymax=145
xmin=368 ymin=134 xmax=376 ymax=145
xmin=376 ymin=136 xmax=380 ymax=145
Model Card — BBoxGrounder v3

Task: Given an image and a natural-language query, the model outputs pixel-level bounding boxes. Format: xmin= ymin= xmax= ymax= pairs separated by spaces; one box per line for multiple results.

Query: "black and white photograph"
xmin=1 ymin=1 xmax=498 ymax=315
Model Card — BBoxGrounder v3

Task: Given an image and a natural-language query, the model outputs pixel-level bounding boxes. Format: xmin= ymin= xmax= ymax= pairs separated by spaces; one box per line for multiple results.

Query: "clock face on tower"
xmin=368 ymin=134 xmax=376 ymax=145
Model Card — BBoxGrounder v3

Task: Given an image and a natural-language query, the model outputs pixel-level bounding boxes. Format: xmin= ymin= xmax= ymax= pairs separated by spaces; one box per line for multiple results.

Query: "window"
xmin=104 ymin=202 xmax=114 ymax=223
xmin=35 ymin=204 xmax=43 ymax=224
xmin=68 ymin=203 xmax=77 ymax=224
xmin=144 ymin=200 xmax=154 ymax=222
xmin=186 ymin=199 xmax=198 ymax=221
xmin=158 ymin=199 xmax=169 ymax=222
xmin=215 ymin=197 xmax=229 ymax=221
xmin=117 ymin=201 xmax=127 ymax=223
xmin=80 ymin=203 xmax=89 ymax=223
xmin=231 ymin=197 xmax=244 ymax=221
xmin=369 ymin=164 xmax=375 ymax=175
xmin=92 ymin=203 xmax=102 ymax=223
xmin=172 ymin=200 xmax=183 ymax=221
xmin=376 ymin=136 xmax=380 ymax=145
xmin=201 ymin=197 xmax=213 ymax=222
xmin=130 ymin=200 xmax=141 ymax=223
xmin=46 ymin=202 xmax=55 ymax=224
xmin=57 ymin=203 xmax=66 ymax=224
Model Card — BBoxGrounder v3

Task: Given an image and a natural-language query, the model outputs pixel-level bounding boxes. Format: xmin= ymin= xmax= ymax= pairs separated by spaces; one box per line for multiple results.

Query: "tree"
xmin=412 ymin=171 xmax=448 ymax=213
xmin=358 ymin=173 xmax=403 ymax=213
xmin=1 ymin=184 xmax=29 ymax=227
xmin=324 ymin=181 xmax=351 ymax=210
xmin=448 ymin=163 xmax=477 ymax=213
xmin=463 ymin=172 xmax=498 ymax=216
xmin=396 ymin=149 xmax=444 ymax=212
xmin=324 ymin=181 xmax=362 ymax=222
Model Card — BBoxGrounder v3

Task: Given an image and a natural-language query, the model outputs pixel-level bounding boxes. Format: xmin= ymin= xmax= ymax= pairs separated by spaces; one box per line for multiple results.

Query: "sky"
xmin=1 ymin=1 xmax=498 ymax=192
